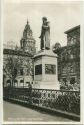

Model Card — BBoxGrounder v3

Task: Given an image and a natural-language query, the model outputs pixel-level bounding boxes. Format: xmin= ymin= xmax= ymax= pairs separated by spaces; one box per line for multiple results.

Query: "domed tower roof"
xmin=23 ymin=19 xmax=33 ymax=39
xmin=20 ymin=19 xmax=36 ymax=55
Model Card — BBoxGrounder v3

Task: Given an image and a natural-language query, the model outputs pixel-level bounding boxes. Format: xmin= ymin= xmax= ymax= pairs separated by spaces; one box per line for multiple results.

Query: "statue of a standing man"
xmin=39 ymin=17 xmax=50 ymax=50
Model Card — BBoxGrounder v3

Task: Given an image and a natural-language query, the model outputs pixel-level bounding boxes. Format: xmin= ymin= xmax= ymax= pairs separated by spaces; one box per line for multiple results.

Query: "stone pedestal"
xmin=33 ymin=49 xmax=60 ymax=90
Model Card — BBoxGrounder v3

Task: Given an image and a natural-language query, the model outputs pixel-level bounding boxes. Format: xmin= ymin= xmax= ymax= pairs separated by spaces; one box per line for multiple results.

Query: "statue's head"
xmin=42 ymin=17 xmax=47 ymax=24
xmin=42 ymin=17 xmax=47 ymax=21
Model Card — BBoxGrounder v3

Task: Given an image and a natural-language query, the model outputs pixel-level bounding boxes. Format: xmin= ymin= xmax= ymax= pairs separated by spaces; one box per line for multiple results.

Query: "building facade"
xmin=53 ymin=25 xmax=80 ymax=89
xmin=3 ymin=21 xmax=36 ymax=88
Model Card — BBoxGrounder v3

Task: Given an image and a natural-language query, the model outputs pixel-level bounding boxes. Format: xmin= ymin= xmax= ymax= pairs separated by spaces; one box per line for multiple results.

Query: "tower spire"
xmin=20 ymin=20 xmax=36 ymax=54
xmin=27 ymin=19 xmax=29 ymax=25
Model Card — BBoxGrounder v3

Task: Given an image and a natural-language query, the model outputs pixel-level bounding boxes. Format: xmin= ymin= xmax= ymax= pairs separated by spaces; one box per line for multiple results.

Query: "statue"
xmin=39 ymin=17 xmax=50 ymax=50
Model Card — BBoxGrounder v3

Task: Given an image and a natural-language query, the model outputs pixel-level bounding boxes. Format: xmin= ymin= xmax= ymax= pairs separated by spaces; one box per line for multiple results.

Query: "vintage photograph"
xmin=2 ymin=0 xmax=82 ymax=124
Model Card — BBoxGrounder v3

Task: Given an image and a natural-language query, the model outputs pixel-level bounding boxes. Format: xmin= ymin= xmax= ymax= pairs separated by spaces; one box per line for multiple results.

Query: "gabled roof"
xmin=64 ymin=25 xmax=80 ymax=34
xmin=3 ymin=48 xmax=33 ymax=57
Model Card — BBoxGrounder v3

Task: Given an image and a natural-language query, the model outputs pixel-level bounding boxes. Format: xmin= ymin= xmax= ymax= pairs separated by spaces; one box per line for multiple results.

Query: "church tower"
xmin=20 ymin=20 xmax=36 ymax=55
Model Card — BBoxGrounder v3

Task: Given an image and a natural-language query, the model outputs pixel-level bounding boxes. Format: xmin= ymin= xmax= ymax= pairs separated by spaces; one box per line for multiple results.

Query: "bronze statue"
xmin=39 ymin=17 xmax=50 ymax=50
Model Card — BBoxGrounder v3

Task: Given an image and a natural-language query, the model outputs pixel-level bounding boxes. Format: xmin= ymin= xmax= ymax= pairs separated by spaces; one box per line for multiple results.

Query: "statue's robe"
xmin=45 ymin=26 xmax=50 ymax=49
xmin=40 ymin=24 xmax=50 ymax=50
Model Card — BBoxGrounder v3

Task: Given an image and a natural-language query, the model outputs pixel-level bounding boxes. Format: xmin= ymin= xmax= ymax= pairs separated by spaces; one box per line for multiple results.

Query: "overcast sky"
xmin=3 ymin=1 xmax=81 ymax=50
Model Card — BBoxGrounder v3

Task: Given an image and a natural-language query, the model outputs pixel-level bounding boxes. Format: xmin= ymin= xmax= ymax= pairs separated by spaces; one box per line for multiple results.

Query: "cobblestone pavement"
xmin=3 ymin=101 xmax=73 ymax=122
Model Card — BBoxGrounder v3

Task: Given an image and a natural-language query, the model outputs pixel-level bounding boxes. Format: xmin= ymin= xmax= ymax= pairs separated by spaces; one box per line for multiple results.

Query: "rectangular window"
xmin=45 ymin=64 xmax=56 ymax=74
xmin=62 ymin=67 xmax=66 ymax=74
xmin=35 ymin=64 xmax=42 ymax=75
xmin=70 ymin=77 xmax=75 ymax=84
xmin=62 ymin=78 xmax=67 ymax=84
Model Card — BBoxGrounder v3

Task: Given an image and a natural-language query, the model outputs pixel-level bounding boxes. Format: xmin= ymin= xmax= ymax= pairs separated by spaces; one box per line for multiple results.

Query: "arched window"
xmin=14 ymin=79 xmax=18 ymax=87
xmin=14 ymin=79 xmax=18 ymax=83
xmin=20 ymin=79 xmax=24 ymax=83
xmin=70 ymin=38 xmax=74 ymax=45
xmin=26 ymin=82 xmax=30 ymax=85
xmin=7 ymin=79 xmax=11 ymax=87
xmin=7 ymin=79 xmax=11 ymax=83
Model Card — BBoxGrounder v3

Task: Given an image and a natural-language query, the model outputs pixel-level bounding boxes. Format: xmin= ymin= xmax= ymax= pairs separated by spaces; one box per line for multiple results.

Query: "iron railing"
xmin=3 ymin=87 xmax=80 ymax=115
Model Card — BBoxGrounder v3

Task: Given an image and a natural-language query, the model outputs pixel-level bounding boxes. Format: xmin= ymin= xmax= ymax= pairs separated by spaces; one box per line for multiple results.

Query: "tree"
xmin=3 ymin=51 xmax=34 ymax=88
xmin=52 ymin=42 xmax=61 ymax=52
xmin=3 ymin=54 xmax=22 ymax=87
xmin=22 ymin=57 xmax=34 ymax=77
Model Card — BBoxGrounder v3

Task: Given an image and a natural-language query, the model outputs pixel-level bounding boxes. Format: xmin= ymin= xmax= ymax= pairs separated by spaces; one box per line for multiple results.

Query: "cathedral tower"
xmin=20 ymin=20 xmax=36 ymax=55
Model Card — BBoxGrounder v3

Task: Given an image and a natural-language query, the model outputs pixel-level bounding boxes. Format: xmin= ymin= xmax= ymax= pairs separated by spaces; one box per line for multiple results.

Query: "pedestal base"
xmin=33 ymin=49 xmax=60 ymax=90
xmin=33 ymin=81 xmax=60 ymax=90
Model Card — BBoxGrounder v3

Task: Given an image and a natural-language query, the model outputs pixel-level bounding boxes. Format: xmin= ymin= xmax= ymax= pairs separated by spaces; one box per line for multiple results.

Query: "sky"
xmin=3 ymin=0 xmax=82 ymax=50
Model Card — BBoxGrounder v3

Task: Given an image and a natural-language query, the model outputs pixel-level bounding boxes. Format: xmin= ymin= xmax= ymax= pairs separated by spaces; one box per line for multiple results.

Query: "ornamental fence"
xmin=3 ymin=87 xmax=80 ymax=115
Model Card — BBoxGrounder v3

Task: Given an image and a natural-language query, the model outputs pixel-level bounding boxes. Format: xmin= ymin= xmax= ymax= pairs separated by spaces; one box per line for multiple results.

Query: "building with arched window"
xmin=3 ymin=20 xmax=36 ymax=88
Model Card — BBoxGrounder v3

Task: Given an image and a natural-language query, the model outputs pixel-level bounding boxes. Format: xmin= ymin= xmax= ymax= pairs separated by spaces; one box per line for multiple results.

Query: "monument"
xmin=33 ymin=17 xmax=60 ymax=90
xmin=39 ymin=17 xmax=50 ymax=50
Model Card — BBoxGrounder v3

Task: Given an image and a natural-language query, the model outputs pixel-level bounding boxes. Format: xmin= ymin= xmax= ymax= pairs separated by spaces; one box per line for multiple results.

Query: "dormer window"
xmin=71 ymin=38 xmax=74 ymax=44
